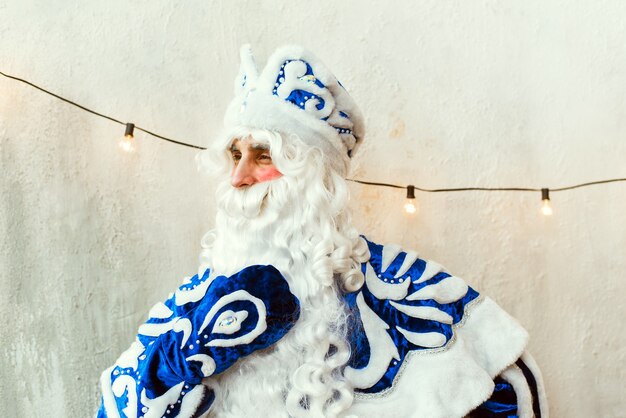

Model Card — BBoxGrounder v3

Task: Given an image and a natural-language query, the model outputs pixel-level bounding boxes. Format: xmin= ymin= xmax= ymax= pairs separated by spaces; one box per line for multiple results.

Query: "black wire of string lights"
xmin=0 ymin=70 xmax=206 ymax=150
xmin=347 ymin=178 xmax=626 ymax=193
xmin=2 ymin=69 xmax=625 ymax=215
xmin=348 ymin=179 xmax=626 ymax=215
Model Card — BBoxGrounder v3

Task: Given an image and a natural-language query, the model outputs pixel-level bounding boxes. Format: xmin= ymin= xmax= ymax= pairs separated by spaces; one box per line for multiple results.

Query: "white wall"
xmin=1 ymin=1 xmax=624 ymax=416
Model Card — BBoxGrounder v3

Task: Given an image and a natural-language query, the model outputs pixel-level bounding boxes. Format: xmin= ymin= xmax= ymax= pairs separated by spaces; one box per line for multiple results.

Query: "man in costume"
xmin=98 ymin=45 xmax=548 ymax=418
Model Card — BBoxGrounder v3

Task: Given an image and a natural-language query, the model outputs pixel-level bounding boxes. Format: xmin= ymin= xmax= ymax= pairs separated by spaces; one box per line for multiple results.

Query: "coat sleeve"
xmin=96 ymin=264 xmax=300 ymax=418
xmin=471 ymin=351 xmax=549 ymax=418
xmin=345 ymin=237 xmax=548 ymax=418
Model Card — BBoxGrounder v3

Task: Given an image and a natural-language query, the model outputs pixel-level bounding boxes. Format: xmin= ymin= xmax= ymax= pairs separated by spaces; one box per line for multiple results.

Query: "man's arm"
xmin=471 ymin=351 xmax=548 ymax=417
xmin=97 ymin=264 xmax=300 ymax=418
xmin=344 ymin=237 xmax=548 ymax=418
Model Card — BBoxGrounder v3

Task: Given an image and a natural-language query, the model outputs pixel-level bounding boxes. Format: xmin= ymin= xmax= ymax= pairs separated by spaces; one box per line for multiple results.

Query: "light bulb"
xmin=540 ymin=188 xmax=553 ymax=216
xmin=119 ymin=123 xmax=135 ymax=153
xmin=404 ymin=185 xmax=418 ymax=215
xmin=404 ymin=199 xmax=417 ymax=214
xmin=119 ymin=136 xmax=134 ymax=152
xmin=541 ymin=199 xmax=553 ymax=216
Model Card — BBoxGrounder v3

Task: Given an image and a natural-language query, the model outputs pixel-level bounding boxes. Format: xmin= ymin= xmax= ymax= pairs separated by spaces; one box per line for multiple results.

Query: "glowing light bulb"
xmin=404 ymin=199 xmax=417 ymax=214
xmin=541 ymin=200 xmax=553 ymax=216
xmin=404 ymin=185 xmax=418 ymax=215
xmin=119 ymin=123 xmax=135 ymax=153
xmin=540 ymin=188 xmax=553 ymax=216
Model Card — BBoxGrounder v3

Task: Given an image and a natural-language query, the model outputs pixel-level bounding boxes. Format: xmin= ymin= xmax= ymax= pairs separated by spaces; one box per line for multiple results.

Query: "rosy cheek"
xmin=257 ymin=166 xmax=283 ymax=182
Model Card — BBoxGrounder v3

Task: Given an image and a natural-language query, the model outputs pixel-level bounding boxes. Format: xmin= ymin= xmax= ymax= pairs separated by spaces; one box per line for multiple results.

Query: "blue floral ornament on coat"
xmin=344 ymin=238 xmax=480 ymax=394
xmin=98 ymin=238 xmax=542 ymax=417
xmin=342 ymin=238 xmax=543 ymax=418
xmin=97 ymin=265 xmax=300 ymax=418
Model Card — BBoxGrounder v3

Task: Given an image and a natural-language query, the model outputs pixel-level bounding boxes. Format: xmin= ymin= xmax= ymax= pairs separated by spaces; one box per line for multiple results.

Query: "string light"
xmin=0 ymin=70 xmax=206 ymax=150
xmin=541 ymin=188 xmax=553 ymax=216
xmin=350 ymin=179 xmax=625 ymax=217
xmin=119 ymin=123 xmax=136 ymax=153
xmin=404 ymin=185 xmax=418 ymax=214
xmin=1 ymin=69 xmax=625 ymax=218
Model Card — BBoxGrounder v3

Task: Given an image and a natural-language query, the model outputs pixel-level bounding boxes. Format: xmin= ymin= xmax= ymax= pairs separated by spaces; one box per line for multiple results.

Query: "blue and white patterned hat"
xmin=224 ymin=44 xmax=364 ymax=176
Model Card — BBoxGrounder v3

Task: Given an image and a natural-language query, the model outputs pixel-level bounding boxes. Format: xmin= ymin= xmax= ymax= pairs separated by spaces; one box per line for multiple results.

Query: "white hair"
xmin=196 ymin=127 xmax=369 ymax=417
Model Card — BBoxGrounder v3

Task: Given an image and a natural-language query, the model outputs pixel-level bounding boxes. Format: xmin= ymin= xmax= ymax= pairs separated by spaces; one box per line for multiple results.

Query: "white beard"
xmin=202 ymin=177 xmax=304 ymax=272
xmin=200 ymin=177 xmax=351 ymax=418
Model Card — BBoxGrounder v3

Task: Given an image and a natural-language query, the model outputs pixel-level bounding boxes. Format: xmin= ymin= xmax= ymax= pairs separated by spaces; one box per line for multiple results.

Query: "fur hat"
xmin=224 ymin=44 xmax=364 ymax=176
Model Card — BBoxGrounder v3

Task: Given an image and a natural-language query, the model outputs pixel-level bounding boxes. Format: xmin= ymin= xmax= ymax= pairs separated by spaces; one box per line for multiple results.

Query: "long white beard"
xmin=200 ymin=177 xmax=352 ymax=418
xmin=201 ymin=177 xmax=303 ymax=278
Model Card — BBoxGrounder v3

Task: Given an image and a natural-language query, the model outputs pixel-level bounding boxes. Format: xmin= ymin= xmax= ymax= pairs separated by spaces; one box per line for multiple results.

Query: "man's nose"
xmin=231 ymin=159 xmax=257 ymax=188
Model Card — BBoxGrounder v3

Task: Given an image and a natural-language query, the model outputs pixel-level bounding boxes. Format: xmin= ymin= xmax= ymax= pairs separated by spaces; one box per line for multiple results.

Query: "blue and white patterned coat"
xmin=97 ymin=238 xmax=546 ymax=418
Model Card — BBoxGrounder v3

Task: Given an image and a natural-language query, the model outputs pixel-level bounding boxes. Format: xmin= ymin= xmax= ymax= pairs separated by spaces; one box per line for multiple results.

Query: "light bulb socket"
xmin=541 ymin=188 xmax=550 ymax=201
xmin=124 ymin=123 xmax=135 ymax=138
xmin=406 ymin=185 xmax=416 ymax=199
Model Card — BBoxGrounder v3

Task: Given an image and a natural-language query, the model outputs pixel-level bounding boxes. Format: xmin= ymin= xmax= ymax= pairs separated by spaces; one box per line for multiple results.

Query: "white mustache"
xmin=216 ymin=181 xmax=272 ymax=219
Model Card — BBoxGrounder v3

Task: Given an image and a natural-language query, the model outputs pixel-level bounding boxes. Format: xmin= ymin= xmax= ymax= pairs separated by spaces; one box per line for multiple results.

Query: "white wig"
xmin=196 ymin=127 xmax=369 ymax=417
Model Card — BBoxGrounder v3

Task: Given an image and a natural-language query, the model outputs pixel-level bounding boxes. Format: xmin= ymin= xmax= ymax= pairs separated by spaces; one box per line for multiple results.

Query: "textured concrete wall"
xmin=1 ymin=1 xmax=625 ymax=416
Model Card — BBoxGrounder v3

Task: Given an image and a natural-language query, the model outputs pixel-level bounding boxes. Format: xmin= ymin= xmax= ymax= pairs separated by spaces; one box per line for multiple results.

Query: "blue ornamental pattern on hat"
xmin=272 ymin=59 xmax=355 ymax=138
xmin=274 ymin=61 xmax=327 ymax=111
xmin=224 ymin=44 xmax=364 ymax=176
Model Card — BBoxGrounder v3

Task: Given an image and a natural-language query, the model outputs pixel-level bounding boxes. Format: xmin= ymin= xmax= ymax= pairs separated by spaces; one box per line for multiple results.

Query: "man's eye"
xmin=231 ymin=153 xmax=242 ymax=162
xmin=258 ymin=154 xmax=272 ymax=162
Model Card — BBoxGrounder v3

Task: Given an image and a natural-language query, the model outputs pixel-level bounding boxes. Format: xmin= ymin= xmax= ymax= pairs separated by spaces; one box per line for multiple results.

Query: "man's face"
xmin=229 ymin=137 xmax=283 ymax=188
